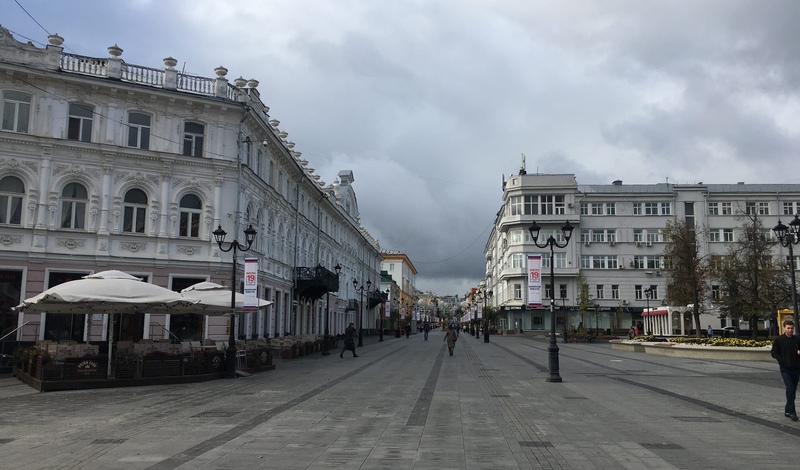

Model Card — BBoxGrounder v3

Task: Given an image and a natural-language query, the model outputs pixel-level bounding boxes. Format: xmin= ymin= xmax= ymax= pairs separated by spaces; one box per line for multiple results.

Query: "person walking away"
xmin=405 ymin=324 xmax=411 ymax=338
xmin=628 ymin=326 xmax=635 ymax=340
xmin=771 ymin=320 xmax=800 ymax=421
xmin=340 ymin=322 xmax=358 ymax=358
xmin=423 ymin=322 xmax=430 ymax=340
xmin=444 ymin=325 xmax=458 ymax=356
xmin=706 ymin=325 xmax=714 ymax=338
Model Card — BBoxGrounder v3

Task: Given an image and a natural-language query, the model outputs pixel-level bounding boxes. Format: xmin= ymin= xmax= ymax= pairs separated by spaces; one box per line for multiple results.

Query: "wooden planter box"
xmin=62 ymin=356 xmax=107 ymax=380
xmin=142 ymin=354 xmax=182 ymax=378
xmin=281 ymin=347 xmax=296 ymax=359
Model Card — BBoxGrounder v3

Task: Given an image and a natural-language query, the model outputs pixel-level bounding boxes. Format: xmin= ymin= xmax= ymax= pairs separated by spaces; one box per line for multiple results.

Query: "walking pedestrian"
xmin=706 ymin=325 xmax=714 ymax=338
xmin=628 ymin=325 xmax=635 ymax=340
xmin=771 ymin=320 xmax=800 ymax=421
xmin=423 ymin=322 xmax=430 ymax=340
xmin=340 ymin=322 xmax=358 ymax=358
xmin=405 ymin=324 xmax=411 ymax=339
xmin=444 ymin=325 xmax=458 ymax=356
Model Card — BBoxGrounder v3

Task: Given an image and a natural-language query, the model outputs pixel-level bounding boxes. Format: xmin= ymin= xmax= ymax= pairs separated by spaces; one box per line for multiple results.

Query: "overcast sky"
xmin=5 ymin=0 xmax=800 ymax=297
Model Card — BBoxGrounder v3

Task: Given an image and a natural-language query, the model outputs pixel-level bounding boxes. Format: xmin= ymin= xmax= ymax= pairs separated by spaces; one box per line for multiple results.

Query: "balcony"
xmin=294 ymin=265 xmax=340 ymax=301
xmin=368 ymin=290 xmax=389 ymax=309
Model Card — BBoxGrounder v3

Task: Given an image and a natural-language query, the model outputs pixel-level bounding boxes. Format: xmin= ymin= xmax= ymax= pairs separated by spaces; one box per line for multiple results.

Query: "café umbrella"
xmin=14 ymin=270 xmax=200 ymax=376
xmin=180 ymin=281 xmax=272 ymax=313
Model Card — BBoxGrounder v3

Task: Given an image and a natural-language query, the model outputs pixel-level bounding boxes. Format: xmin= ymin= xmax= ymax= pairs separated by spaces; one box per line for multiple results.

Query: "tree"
xmin=713 ymin=213 xmax=790 ymax=337
xmin=662 ymin=219 xmax=710 ymax=337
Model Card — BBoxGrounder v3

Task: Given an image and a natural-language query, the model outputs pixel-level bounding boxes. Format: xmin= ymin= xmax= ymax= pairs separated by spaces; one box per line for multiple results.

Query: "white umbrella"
xmin=14 ymin=270 xmax=198 ymax=314
xmin=180 ymin=282 xmax=272 ymax=314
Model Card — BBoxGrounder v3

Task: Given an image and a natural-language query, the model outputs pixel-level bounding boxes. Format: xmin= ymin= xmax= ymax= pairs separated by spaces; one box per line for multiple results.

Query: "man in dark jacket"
xmin=340 ymin=323 xmax=358 ymax=358
xmin=771 ymin=320 xmax=800 ymax=421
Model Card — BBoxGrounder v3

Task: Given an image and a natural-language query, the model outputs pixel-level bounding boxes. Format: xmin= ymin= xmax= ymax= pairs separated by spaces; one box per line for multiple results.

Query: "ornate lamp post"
xmin=213 ymin=224 xmax=257 ymax=379
xmin=476 ymin=281 xmax=493 ymax=343
xmin=774 ymin=216 xmax=800 ymax=332
xmin=594 ymin=303 xmax=600 ymax=337
xmin=353 ymin=279 xmax=371 ymax=347
xmin=529 ymin=220 xmax=574 ymax=383
xmin=322 ymin=263 xmax=342 ymax=355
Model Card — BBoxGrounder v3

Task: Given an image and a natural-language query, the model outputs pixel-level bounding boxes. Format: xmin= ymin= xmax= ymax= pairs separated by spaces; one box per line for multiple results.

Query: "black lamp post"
xmin=774 ymin=216 xmax=800 ymax=333
xmin=476 ymin=283 xmax=493 ymax=343
xmin=213 ymin=223 xmax=257 ymax=379
xmin=561 ymin=296 xmax=568 ymax=343
xmin=529 ymin=220 xmax=574 ymax=383
xmin=353 ymin=279 xmax=371 ymax=347
xmin=322 ymin=263 xmax=342 ymax=356
xmin=644 ymin=286 xmax=653 ymax=335
xmin=378 ymin=289 xmax=387 ymax=342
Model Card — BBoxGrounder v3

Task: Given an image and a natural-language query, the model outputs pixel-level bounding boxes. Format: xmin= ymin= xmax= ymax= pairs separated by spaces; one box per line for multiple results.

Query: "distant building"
xmin=484 ymin=172 xmax=800 ymax=334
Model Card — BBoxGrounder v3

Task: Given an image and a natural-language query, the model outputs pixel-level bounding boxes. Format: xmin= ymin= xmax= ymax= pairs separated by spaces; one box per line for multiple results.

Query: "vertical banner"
xmin=243 ymin=258 xmax=258 ymax=311
xmin=384 ymin=301 xmax=390 ymax=318
xmin=527 ymin=254 xmax=543 ymax=308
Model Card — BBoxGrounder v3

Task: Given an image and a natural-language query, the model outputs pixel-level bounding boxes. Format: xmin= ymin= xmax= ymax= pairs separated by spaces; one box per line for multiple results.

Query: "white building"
xmin=0 ymin=27 xmax=382 ymax=350
xmin=484 ymin=168 xmax=800 ymax=335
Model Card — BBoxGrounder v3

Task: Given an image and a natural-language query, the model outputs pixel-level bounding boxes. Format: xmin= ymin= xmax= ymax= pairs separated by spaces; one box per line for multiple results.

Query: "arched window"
xmin=179 ymin=194 xmax=202 ymax=238
xmin=2 ymin=91 xmax=31 ymax=133
xmin=60 ymin=183 xmax=87 ymax=229
xmin=0 ymin=176 xmax=24 ymax=225
xmin=123 ymin=188 xmax=148 ymax=233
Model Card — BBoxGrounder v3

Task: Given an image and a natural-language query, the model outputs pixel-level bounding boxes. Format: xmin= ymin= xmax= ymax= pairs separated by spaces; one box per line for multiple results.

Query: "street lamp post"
xmin=322 ymin=263 xmax=342 ymax=356
xmin=476 ymin=282 xmax=493 ymax=343
xmin=353 ymin=279 xmax=371 ymax=347
xmin=529 ymin=220 xmax=574 ymax=383
xmin=561 ymin=297 xmax=568 ymax=343
xmin=774 ymin=217 xmax=800 ymax=333
xmin=378 ymin=289 xmax=387 ymax=342
xmin=213 ymin=224 xmax=257 ymax=379
xmin=644 ymin=286 xmax=653 ymax=335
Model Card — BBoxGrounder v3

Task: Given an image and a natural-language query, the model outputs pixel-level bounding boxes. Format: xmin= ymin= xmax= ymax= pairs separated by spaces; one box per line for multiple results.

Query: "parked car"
xmin=722 ymin=326 xmax=739 ymax=337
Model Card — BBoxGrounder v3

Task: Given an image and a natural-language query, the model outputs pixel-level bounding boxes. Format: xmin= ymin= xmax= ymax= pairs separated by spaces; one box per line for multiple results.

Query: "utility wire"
xmin=13 ymin=0 xmax=51 ymax=36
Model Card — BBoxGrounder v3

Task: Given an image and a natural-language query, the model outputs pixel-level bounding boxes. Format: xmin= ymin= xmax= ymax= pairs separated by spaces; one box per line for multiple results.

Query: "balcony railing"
xmin=294 ymin=266 xmax=340 ymax=301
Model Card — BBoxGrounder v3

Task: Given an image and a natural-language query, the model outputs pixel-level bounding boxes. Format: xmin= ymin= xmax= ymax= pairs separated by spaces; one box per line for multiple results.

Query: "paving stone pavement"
xmin=0 ymin=331 xmax=795 ymax=469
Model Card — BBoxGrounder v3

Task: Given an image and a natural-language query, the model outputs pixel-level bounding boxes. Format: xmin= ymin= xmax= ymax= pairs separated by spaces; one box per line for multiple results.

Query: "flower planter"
xmin=142 ymin=354 xmax=182 ymax=377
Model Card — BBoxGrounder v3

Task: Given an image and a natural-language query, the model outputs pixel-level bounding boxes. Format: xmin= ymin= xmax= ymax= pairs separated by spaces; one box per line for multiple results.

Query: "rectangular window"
xmin=634 ymin=229 xmax=644 ymax=243
xmin=559 ymin=284 xmax=567 ymax=299
xmin=711 ymin=285 xmax=720 ymax=300
xmin=67 ymin=103 xmax=93 ymax=142
xmin=545 ymin=283 xmax=552 ymax=299
xmin=721 ymin=202 xmax=732 ymax=215
xmin=644 ymin=202 xmax=658 ymax=215
xmin=127 ymin=112 xmax=151 ymax=149
xmin=510 ymin=196 xmax=522 ymax=216
xmin=182 ymin=122 xmax=205 ymax=157
xmin=514 ymin=284 xmax=522 ymax=300
xmin=2 ymin=91 xmax=31 ymax=133
xmin=123 ymin=206 xmax=146 ymax=233
xmin=554 ymin=252 xmax=567 ymax=269
xmin=723 ymin=229 xmax=734 ymax=242
xmin=554 ymin=196 xmax=566 ymax=215
xmin=708 ymin=202 xmax=719 ymax=215
xmin=580 ymin=202 xmax=589 ymax=215
xmin=510 ymin=230 xmax=522 ymax=244
xmin=660 ymin=203 xmax=671 ymax=215
xmin=635 ymin=285 xmax=643 ymax=300
xmin=524 ymin=196 xmax=538 ymax=215
xmin=758 ymin=202 xmax=770 ymax=215
xmin=605 ymin=203 xmax=616 ymax=215
xmin=611 ymin=285 xmax=619 ymax=300
xmin=591 ymin=203 xmax=603 ymax=215
xmin=709 ymin=230 xmax=721 ymax=242
xmin=633 ymin=203 xmax=642 ymax=215
xmin=746 ymin=202 xmax=756 ymax=215
xmin=596 ymin=285 xmax=604 ymax=299
xmin=784 ymin=202 xmax=795 ymax=215
xmin=510 ymin=253 xmax=524 ymax=269
xmin=580 ymin=230 xmax=591 ymax=243
xmin=540 ymin=195 xmax=554 ymax=215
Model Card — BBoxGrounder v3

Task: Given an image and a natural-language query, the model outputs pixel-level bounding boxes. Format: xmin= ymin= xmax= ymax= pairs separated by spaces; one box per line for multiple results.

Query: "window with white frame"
xmin=513 ymin=283 xmax=522 ymax=300
xmin=2 ymin=91 xmax=31 ymax=133
xmin=554 ymin=252 xmax=567 ymax=268
xmin=122 ymin=188 xmax=147 ymax=233
xmin=126 ymin=112 xmax=151 ymax=149
xmin=633 ymin=255 xmax=662 ymax=269
xmin=580 ymin=202 xmax=589 ymax=215
xmin=580 ymin=230 xmax=591 ymax=243
xmin=708 ymin=202 xmax=719 ymax=215
xmin=596 ymin=285 xmax=604 ymax=299
xmin=178 ymin=193 xmax=202 ymax=238
xmin=581 ymin=255 xmax=618 ymax=269
xmin=509 ymin=196 xmax=522 ymax=216
xmin=0 ymin=175 xmax=24 ymax=225
xmin=523 ymin=195 xmax=538 ymax=215
xmin=758 ymin=202 xmax=770 ymax=215
xmin=723 ymin=228 xmax=734 ymax=242
xmin=60 ymin=182 xmax=87 ymax=229
xmin=67 ymin=103 xmax=93 ymax=142
xmin=605 ymin=202 xmax=616 ymax=215
xmin=510 ymin=230 xmax=522 ymax=244
xmin=721 ymin=202 xmax=732 ymax=215
xmin=510 ymin=253 xmax=524 ymax=269
xmin=611 ymin=285 xmax=619 ymax=300
xmin=745 ymin=202 xmax=756 ymax=215
xmin=711 ymin=285 xmax=720 ymax=300
xmin=591 ymin=203 xmax=603 ymax=215
xmin=182 ymin=122 xmax=205 ymax=157
xmin=788 ymin=255 xmax=800 ymax=271
xmin=783 ymin=202 xmax=799 ymax=215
